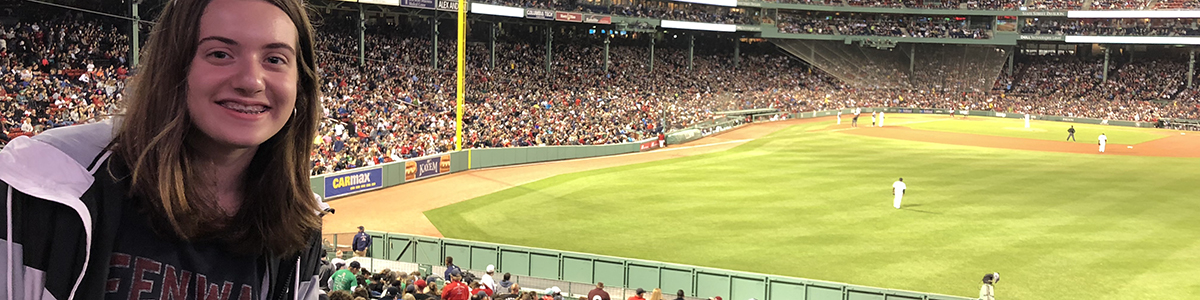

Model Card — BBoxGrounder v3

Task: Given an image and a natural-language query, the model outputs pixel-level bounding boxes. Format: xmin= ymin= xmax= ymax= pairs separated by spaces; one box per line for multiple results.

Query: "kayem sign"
xmin=325 ymin=168 xmax=384 ymax=198
xmin=405 ymin=154 xmax=452 ymax=181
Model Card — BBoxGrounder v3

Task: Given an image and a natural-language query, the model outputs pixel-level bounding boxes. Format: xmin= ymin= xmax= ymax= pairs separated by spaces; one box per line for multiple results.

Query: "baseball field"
xmin=419 ymin=114 xmax=1200 ymax=300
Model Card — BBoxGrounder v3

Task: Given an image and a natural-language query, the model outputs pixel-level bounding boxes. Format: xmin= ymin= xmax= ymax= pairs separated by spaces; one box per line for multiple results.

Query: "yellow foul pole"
xmin=454 ymin=0 xmax=466 ymax=151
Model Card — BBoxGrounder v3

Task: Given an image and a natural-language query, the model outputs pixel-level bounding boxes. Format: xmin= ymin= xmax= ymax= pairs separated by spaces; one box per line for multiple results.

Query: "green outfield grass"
xmin=878 ymin=114 xmax=1171 ymax=144
xmin=426 ymin=120 xmax=1200 ymax=300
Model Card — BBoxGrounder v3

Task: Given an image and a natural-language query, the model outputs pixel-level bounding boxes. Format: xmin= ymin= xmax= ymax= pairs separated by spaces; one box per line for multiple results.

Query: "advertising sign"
xmin=405 ymin=154 xmax=452 ymax=181
xmin=435 ymin=0 xmax=458 ymax=11
xmin=582 ymin=14 xmax=611 ymax=24
xmin=527 ymin=8 xmax=555 ymax=20
xmin=325 ymin=168 xmax=384 ymax=198
xmin=556 ymin=11 xmax=583 ymax=22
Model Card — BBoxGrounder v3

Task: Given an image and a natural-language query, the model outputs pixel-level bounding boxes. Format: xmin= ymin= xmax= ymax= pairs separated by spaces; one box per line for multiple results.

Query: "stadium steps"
xmin=1146 ymin=0 xmax=1162 ymax=7
xmin=1083 ymin=0 xmax=1095 ymax=9
xmin=1023 ymin=0 xmax=1037 ymax=7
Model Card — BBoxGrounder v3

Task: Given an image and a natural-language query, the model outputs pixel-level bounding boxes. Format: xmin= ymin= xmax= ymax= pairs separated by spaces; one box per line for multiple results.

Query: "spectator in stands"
xmin=673 ymin=290 xmax=685 ymax=300
xmin=497 ymin=273 xmax=515 ymax=294
xmin=319 ymin=249 xmax=335 ymax=292
xmin=628 ymin=288 xmax=648 ymax=300
xmin=333 ymin=261 xmax=363 ymax=292
xmin=587 ymin=282 xmax=611 ymax=300
xmin=445 ymin=256 xmax=464 ymax=280
xmin=495 ymin=284 xmax=521 ymax=300
xmin=443 ymin=269 xmax=472 ymax=300
xmin=647 ymin=289 xmax=663 ymax=300
xmin=480 ymin=264 xmax=497 ymax=295
xmin=330 ymin=290 xmax=355 ymax=300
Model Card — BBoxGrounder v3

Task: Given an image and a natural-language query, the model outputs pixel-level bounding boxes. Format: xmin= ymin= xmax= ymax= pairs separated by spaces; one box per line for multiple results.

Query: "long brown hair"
xmin=114 ymin=0 xmax=322 ymax=255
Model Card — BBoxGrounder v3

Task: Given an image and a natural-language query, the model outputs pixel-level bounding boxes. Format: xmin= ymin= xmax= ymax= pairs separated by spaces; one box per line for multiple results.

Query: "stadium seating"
xmin=3 ymin=6 xmax=1199 ymax=175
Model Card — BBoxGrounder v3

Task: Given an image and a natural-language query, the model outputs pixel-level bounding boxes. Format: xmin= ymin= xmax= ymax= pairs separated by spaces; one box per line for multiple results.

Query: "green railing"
xmin=324 ymin=232 xmax=975 ymax=300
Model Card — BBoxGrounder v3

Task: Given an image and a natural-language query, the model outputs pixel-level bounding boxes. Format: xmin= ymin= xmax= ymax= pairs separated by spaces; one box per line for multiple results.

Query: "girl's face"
xmin=186 ymin=0 xmax=299 ymax=152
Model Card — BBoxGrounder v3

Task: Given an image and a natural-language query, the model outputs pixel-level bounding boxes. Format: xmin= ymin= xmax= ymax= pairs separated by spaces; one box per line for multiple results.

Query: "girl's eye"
xmin=210 ymin=51 xmax=230 ymax=59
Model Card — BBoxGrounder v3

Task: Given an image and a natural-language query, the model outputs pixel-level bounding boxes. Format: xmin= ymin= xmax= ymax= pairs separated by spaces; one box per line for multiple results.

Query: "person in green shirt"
xmin=331 ymin=261 xmax=363 ymax=291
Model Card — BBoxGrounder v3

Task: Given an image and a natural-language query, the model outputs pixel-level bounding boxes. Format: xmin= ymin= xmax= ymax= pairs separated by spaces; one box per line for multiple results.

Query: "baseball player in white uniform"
xmin=837 ymin=111 xmax=842 ymax=124
xmin=871 ymin=112 xmax=877 ymax=127
xmin=892 ymin=178 xmax=906 ymax=209
xmin=1098 ymin=133 xmax=1107 ymax=153
xmin=879 ymin=111 xmax=885 ymax=127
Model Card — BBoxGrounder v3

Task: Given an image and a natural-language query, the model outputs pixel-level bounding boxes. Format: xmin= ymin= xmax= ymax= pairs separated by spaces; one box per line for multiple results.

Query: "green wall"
xmin=316 ymin=139 xmax=655 ymax=200
xmin=343 ymin=231 xmax=976 ymax=300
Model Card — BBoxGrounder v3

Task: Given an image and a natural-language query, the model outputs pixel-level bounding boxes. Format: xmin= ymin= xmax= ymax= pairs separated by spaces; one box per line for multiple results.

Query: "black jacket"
xmin=0 ymin=120 xmax=325 ymax=300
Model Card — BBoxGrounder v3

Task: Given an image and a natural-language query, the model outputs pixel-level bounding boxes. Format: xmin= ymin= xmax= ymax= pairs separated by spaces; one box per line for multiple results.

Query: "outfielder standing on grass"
xmin=980 ymin=272 xmax=1000 ymax=300
xmin=1067 ymin=126 xmax=1076 ymax=141
xmin=0 ymin=0 xmax=328 ymax=298
xmin=892 ymin=178 xmax=907 ymax=209
xmin=1098 ymin=133 xmax=1108 ymax=153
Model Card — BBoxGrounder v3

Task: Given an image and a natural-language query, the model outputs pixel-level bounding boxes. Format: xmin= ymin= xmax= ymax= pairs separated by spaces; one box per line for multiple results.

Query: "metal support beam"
xmin=358 ymin=4 xmax=366 ymax=67
xmin=129 ymin=0 xmax=139 ymax=67
xmin=433 ymin=18 xmax=440 ymax=69
xmin=490 ymin=23 xmax=497 ymax=70
xmin=603 ymin=34 xmax=610 ymax=74
xmin=1103 ymin=46 xmax=1109 ymax=82
xmin=1189 ymin=49 xmax=1195 ymax=89
xmin=545 ymin=25 xmax=553 ymax=73
xmin=1007 ymin=48 xmax=1014 ymax=77
xmin=649 ymin=36 xmax=655 ymax=72
xmin=733 ymin=37 xmax=740 ymax=68
xmin=909 ymin=44 xmax=915 ymax=75
xmin=688 ymin=35 xmax=695 ymax=71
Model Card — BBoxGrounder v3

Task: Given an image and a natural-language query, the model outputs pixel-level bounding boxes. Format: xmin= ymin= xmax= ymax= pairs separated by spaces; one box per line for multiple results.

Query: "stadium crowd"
xmin=772 ymin=0 xmax=1023 ymax=10
xmin=1089 ymin=0 xmax=1151 ymax=9
xmin=314 ymin=254 xmax=727 ymax=300
xmin=4 ymin=10 xmax=1200 ymax=175
xmin=611 ymin=2 xmax=758 ymax=25
xmin=1 ymin=14 xmax=128 ymax=146
xmin=777 ymin=13 xmax=992 ymax=39
xmin=1021 ymin=18 xmax=1200 ymax=36
xmin=1024 ymin=0 xmax=1083 ymax=10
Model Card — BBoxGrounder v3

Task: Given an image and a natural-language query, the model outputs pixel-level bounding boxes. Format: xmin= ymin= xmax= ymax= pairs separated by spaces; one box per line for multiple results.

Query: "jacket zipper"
xmin=275 ymin=256 xmax=296 ymax=300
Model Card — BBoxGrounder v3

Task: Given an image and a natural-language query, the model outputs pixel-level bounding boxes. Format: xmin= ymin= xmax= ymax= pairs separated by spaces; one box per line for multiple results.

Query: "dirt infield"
xmin=839 ymin=125 xmax=1200 ymax=157
xmin=321 ymin=118 xmax=825 ymax=236
xmin=322 ymin=117 xmax=1199 ymax=237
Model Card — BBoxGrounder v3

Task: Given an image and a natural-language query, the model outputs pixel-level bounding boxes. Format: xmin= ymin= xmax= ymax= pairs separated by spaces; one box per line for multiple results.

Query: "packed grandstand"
xmin=2 ymin=1 xmax=1199 ymax=177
